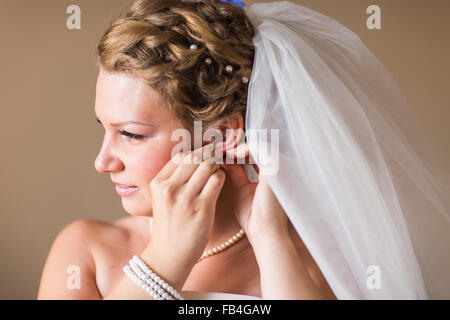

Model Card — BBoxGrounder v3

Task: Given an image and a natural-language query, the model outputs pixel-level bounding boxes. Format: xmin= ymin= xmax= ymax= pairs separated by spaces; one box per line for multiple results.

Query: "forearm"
xmin=250 ymin=231 xmax=324 ymax=300
xmin=103 ymin=272 xmax=156 ymax=300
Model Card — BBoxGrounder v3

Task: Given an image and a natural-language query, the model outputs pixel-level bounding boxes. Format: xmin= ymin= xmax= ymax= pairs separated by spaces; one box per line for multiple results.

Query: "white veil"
xmin=243 ymin=1 xmax=450 ymax=299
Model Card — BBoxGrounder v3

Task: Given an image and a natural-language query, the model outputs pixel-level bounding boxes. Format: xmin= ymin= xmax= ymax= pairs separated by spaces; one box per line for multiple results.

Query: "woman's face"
xmin=94 ymin=68 xmax=188 ymax=216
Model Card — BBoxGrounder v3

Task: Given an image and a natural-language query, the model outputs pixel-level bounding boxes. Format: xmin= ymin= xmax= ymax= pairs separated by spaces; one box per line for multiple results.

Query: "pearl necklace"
xmin=198 ymin=229 xmax=246 ymax=262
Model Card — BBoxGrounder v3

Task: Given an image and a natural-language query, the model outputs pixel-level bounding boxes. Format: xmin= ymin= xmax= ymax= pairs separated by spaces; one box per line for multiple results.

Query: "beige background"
xmin=0 ymin=0 xmax=448 ymax=299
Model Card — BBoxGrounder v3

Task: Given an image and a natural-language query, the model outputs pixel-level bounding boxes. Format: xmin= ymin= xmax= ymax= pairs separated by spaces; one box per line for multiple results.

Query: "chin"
xmin=120 ymin=192 xmax=153 ymax=217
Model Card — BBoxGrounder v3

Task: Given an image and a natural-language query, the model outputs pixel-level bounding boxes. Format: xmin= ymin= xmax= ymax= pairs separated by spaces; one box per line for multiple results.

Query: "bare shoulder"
xmin=88 ymin=216 xmax=149 ymax=257
xmin=37 ymin=218 xmax=130 ymax=300
xmin=89 ymin=216 xmax=152 ymax=298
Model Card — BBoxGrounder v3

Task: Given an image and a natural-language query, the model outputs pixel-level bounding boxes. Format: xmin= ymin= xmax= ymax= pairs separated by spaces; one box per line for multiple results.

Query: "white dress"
xmin=181 ymin=291 xmax=262 ymax=300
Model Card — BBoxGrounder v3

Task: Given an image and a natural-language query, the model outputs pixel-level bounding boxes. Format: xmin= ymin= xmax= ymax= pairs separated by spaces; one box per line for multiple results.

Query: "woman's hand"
xmin=222 ymin=143 xmax=289 ymax=244
xmin=144 ymin=143 xmax=226 ymax=280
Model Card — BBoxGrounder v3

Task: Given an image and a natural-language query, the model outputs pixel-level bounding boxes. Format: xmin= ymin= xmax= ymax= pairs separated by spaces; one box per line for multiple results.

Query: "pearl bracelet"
xmin=128 ymin=259 xmax=174 ymax=300
xmin=123 ymin=255 xmax=184 ymax=300
xmin=123 ymin=265 xmax=166 ymax=300
xmin=132 ymin=255 xmax=184 ymax=300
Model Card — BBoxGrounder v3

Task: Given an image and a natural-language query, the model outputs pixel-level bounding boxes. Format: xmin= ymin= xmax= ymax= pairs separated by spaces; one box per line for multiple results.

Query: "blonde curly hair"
xmin=96 ymin=0 xmax=255 ymax=132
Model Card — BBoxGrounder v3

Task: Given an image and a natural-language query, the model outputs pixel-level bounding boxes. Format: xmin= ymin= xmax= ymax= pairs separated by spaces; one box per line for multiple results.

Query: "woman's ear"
xmin=218 ymin=112 xmax=245 ymax=152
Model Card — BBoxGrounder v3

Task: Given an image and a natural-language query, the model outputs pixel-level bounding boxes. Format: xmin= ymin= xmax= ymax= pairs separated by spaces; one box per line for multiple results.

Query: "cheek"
xmin=128 ymin=131 xmax=183 ymax=187
xmin=131 ymin=151 xmax=173 ymax=186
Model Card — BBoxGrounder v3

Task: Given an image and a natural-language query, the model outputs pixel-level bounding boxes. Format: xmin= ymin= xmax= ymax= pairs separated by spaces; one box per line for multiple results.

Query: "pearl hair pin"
xmin=189 ymin=43 xmax=249 ymax=84
xmin=198 ymin=228 xmax=245 ymax=262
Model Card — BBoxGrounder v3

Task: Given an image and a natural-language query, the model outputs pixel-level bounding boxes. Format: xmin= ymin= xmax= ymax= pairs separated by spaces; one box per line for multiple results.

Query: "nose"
xmin=94 ymin=137 xmax=124 ymax=173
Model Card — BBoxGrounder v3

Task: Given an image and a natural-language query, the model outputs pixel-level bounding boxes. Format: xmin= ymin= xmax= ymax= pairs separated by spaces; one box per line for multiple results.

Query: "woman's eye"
xmin=96 ymin=120 xmax=145 ymax=141
xmin=119 ymin=130 xmax=145 ymax=141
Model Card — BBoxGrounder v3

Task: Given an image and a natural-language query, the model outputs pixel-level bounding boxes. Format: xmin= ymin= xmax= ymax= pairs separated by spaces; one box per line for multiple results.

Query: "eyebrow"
xmin=96 ymin=117 xmax=154 ymax=128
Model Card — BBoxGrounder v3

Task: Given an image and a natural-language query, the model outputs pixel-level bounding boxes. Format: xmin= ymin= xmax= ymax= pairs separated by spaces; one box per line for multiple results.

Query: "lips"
xmin=114 ymin=183 xmax=138 ymax=196
xmin=115 ymin=183 xmax=136 ymax=188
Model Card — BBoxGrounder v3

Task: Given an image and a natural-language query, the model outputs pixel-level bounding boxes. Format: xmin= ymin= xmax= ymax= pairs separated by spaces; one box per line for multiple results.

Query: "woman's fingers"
xmin=168 ymin=151 xmax=202 ymax=186
xmin=147 ymin=141 xmax=227 ymax=269
xmin=169 ymin=142 xmax=221 ymax=186
xmin=199 ymin=168 xmax=226 ymax=205
xmin=154 ymin=151 xmax=185 ymax=181
xmin=183 ymin=140 xmax=224 ymax=196
xmin=224 ymin=142 xmax=260 ymax=175
xmin=187 ymin=161 xmax=222 ymax=196
xmin=225 ymin=142 xmax=250 ymax=160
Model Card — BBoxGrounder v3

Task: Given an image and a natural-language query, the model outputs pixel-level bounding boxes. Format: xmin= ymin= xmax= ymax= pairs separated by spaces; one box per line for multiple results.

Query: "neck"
xmin=204 ymin=169 xmax=245 ymax=251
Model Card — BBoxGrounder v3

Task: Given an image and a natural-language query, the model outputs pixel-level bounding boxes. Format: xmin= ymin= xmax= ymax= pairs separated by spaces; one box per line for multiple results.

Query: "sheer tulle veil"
xmin=241 ymin=1 xmax=450 ymax=299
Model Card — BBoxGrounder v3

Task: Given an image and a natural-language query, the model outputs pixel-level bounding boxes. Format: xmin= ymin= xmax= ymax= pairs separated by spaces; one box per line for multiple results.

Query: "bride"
xmin=38 ymin=0 xmax=450 ymax=300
